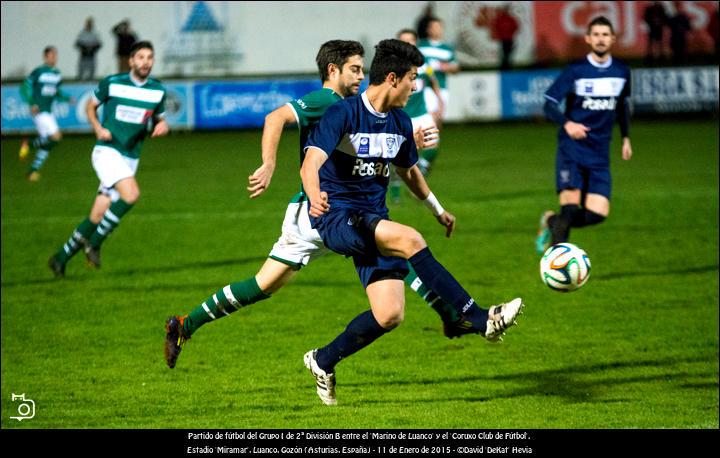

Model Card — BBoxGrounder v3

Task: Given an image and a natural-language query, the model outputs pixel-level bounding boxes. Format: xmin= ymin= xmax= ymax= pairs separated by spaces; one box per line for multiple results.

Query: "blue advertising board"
xmin=1 ymin=83 xmax=95 ymax=133
xmin=500 ymin=69 xmax=561 ymax=119
xmin=632 ymin=66 xmax=719 ymax=114
xmin=193 ymin=79 xmax=321 ymax=129
xmin=1 ymin=81 xmax=192 ymax=134
xmin=160 ymin=81 xmax=192 ymax=129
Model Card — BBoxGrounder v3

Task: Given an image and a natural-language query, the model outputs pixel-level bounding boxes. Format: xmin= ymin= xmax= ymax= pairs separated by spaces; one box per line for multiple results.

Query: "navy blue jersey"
xmin=304 ymin=92 xmax=418 ymax=215
xmin=544 ymin=54 xmax=631 ymax=158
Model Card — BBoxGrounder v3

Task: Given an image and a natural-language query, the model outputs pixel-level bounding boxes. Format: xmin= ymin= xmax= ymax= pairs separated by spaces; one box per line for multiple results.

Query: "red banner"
xmin=533 ymin=1 xmax=718 ymax=62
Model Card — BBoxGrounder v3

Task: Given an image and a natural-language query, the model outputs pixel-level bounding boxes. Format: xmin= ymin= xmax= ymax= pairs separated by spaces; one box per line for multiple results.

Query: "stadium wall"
xmin=2 ymin=66 xmax=717 ymax=135
xmin=2 ymin=2 xmax=718 ymax=81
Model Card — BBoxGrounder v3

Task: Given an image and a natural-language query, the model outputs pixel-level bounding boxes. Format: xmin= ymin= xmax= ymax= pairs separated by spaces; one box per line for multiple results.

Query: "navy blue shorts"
xmin=556 ymin=151 xmax=612 ymax=200
xmin=312 ymin=208 xmax=409 ymax=288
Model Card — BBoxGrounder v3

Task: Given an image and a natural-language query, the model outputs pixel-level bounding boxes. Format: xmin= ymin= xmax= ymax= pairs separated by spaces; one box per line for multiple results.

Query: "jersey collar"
xmin=586 ymin=53 xmax=613 ymax=69
xmin=320 ymin=86 xmax=340 ymax=98
xmin=361 ymin=91 xmax=388 ymax=118
xmin=129 ymin=72 xmax=149 ymax=87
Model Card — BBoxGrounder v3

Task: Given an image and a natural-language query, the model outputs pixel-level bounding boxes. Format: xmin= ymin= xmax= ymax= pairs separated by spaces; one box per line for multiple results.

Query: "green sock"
xmin=404 ymin=264 xmax=459 ymax=323
xmin=29 ymin=139 xmax=57 ymax=172
xmin=32 ymin=137 xmax=52 ymax=149
xmin=183 ymin=277 xmax=270 ymax=336
xmin=88 ymin=199 xmax=133 ymax=248
xmin=30 ymin=147 xmax=52 ymax=172
xmin=422 ymin=147 xmax=439 ymax=164
xmin=55 ymin=218 xmax=98 ymax=264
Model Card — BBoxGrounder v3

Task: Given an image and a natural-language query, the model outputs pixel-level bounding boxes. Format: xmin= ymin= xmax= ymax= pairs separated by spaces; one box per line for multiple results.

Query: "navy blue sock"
xmin=549 ymin=205 xmax=606 ymax=244
xmin=574 ymin=209 xmax=605 ymax=227
xmin=409 ymin=247 xmax=488 ymax=328
xmin=316 ymin=310 xmax=388 ymax=373
xmin=549 ymin=204 xmax=579 ymax=244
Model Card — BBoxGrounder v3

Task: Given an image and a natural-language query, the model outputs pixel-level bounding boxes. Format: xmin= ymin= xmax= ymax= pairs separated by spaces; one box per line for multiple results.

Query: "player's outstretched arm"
xmin=440 ymin=61 xmax=461 ymax=74
xmin=151 ymin=118 xmax=169 ymax=137
xmin=396 ymin=165 xmax=455 ymax=237
xmin=300 ymin=147 xmax=330 ymax=217
xmin=248 ymin=105 xmax=297 ymax=198
xmin=413 ymin=125 xmax=439 ymax=150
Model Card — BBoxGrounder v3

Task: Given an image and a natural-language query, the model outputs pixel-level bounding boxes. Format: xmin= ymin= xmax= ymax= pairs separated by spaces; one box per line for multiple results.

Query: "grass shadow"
xmin=1 ymin=256 xmax=269 ymax=288
xmin=342 ymin=354 xmax=718 ymax=405
xmin=594 ymin=264 xmax=718 ymax=281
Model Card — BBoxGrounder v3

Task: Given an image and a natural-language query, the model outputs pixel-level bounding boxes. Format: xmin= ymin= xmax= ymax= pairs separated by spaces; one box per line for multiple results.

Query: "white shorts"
xmin=33 ymin=112 xmax=60 ymax=138
xmin=91 ymin=145 xmax=138 ymax=200
xmin=423 ymin=88 xmax=449 ymax=119
xmin=268 ymin=199 xmax=329 ymax=268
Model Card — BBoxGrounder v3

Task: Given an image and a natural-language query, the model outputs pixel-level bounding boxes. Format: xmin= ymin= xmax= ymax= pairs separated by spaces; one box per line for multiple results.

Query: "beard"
xmin=132 ymin=67 xmax=151 ymax=79
xmin=592 ymin=45 xmax=609 ymax=57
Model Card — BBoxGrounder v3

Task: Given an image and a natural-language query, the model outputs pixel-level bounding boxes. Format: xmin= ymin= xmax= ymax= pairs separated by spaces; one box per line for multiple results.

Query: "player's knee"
xmin=403 ymin=229 xmax=427 ymax=258
xmin=123 ymin=188 xmax=140 ymax=204
xmin=376 ymin=306 xmax=404 ymax=330
xmin=124 ymin=193 xmax=140 ymax=205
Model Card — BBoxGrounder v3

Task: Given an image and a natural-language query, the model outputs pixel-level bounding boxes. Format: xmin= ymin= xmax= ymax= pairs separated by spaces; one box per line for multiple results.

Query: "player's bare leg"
xmin=584 ymin=193 xmax=610 ymax=217
xmin=254 ymin=258 xmax=298 ymax=294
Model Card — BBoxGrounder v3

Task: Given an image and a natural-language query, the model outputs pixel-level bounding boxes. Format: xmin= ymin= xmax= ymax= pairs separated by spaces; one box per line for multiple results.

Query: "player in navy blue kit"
xmin=536 ymin=16 xmax=633 ymax=254
xmin=300 ymin=39 xmax=524 ymax=405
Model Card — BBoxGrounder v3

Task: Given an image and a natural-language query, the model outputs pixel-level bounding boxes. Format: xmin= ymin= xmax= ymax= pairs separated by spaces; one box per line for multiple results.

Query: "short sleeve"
xmin=20 ymin=70 xmax=37 ymax=103
xmin=289 ymin=90 xmax=337 ymax=128
xmin=93 ymin=77 xmax=110 ymax=105
xmin=304 ymin=100 xmax=349 ymax=157
xmin=155 ymin=91 xmax=167 ymax=118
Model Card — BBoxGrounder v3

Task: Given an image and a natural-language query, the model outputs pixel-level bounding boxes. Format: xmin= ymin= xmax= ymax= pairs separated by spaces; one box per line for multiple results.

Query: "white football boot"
xmin=485 ymin=298 xmax=525 ymax=342
xmin=303 ymin=349 xmax=337 ymax=406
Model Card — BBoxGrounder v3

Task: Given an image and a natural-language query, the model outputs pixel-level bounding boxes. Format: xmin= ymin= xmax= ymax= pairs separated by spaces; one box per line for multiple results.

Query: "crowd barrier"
xmin=2 ymin=66 xmax=717 ymax=135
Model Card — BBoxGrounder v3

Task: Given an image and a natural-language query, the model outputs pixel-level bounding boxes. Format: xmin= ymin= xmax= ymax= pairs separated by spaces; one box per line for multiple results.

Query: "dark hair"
xmin=587 ymin=16 xmax=615 ymax=34
xmin=315 ymin=40 xmax=365 ymax=82
xmin=369 ymin=39 xmax=424 ymax=85
xmin=129 ymin=40 xmax=154 ymax=57
xmin=396 ymin=28 xmax=418 ymax=40
xmin=43 ymin=46 xmax=56 ymax=56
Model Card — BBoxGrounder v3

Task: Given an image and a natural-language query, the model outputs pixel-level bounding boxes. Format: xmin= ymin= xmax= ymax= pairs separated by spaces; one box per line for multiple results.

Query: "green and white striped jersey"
xmin=287 ymin=87 xmax=342 ymax=168
xmin=93 ymin=73 xmax=166 ymax=159
xmin=286 ymin=87 xmax=342 ymax=201
xmin=21 ymin=65 xmax=69 ymax=113
xmin=417 ymin=39 xmax=457 ymax=89
xmin=404 ymin=64 xmax=434 ymax=118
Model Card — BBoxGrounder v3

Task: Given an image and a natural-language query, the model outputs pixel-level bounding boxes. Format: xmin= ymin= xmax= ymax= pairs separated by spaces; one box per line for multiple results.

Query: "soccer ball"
xmin=540 ymin=243 xmax=591 ymax=292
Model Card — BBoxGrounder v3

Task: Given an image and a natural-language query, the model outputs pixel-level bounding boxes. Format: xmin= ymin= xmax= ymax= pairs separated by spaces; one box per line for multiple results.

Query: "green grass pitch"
xmin=1 ymin=119 xmax=717 ymax=429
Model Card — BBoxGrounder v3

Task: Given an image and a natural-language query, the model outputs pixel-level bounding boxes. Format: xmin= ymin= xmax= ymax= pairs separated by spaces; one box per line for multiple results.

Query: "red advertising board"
xmin=533 ymin=1 xmax=717 ymax=63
